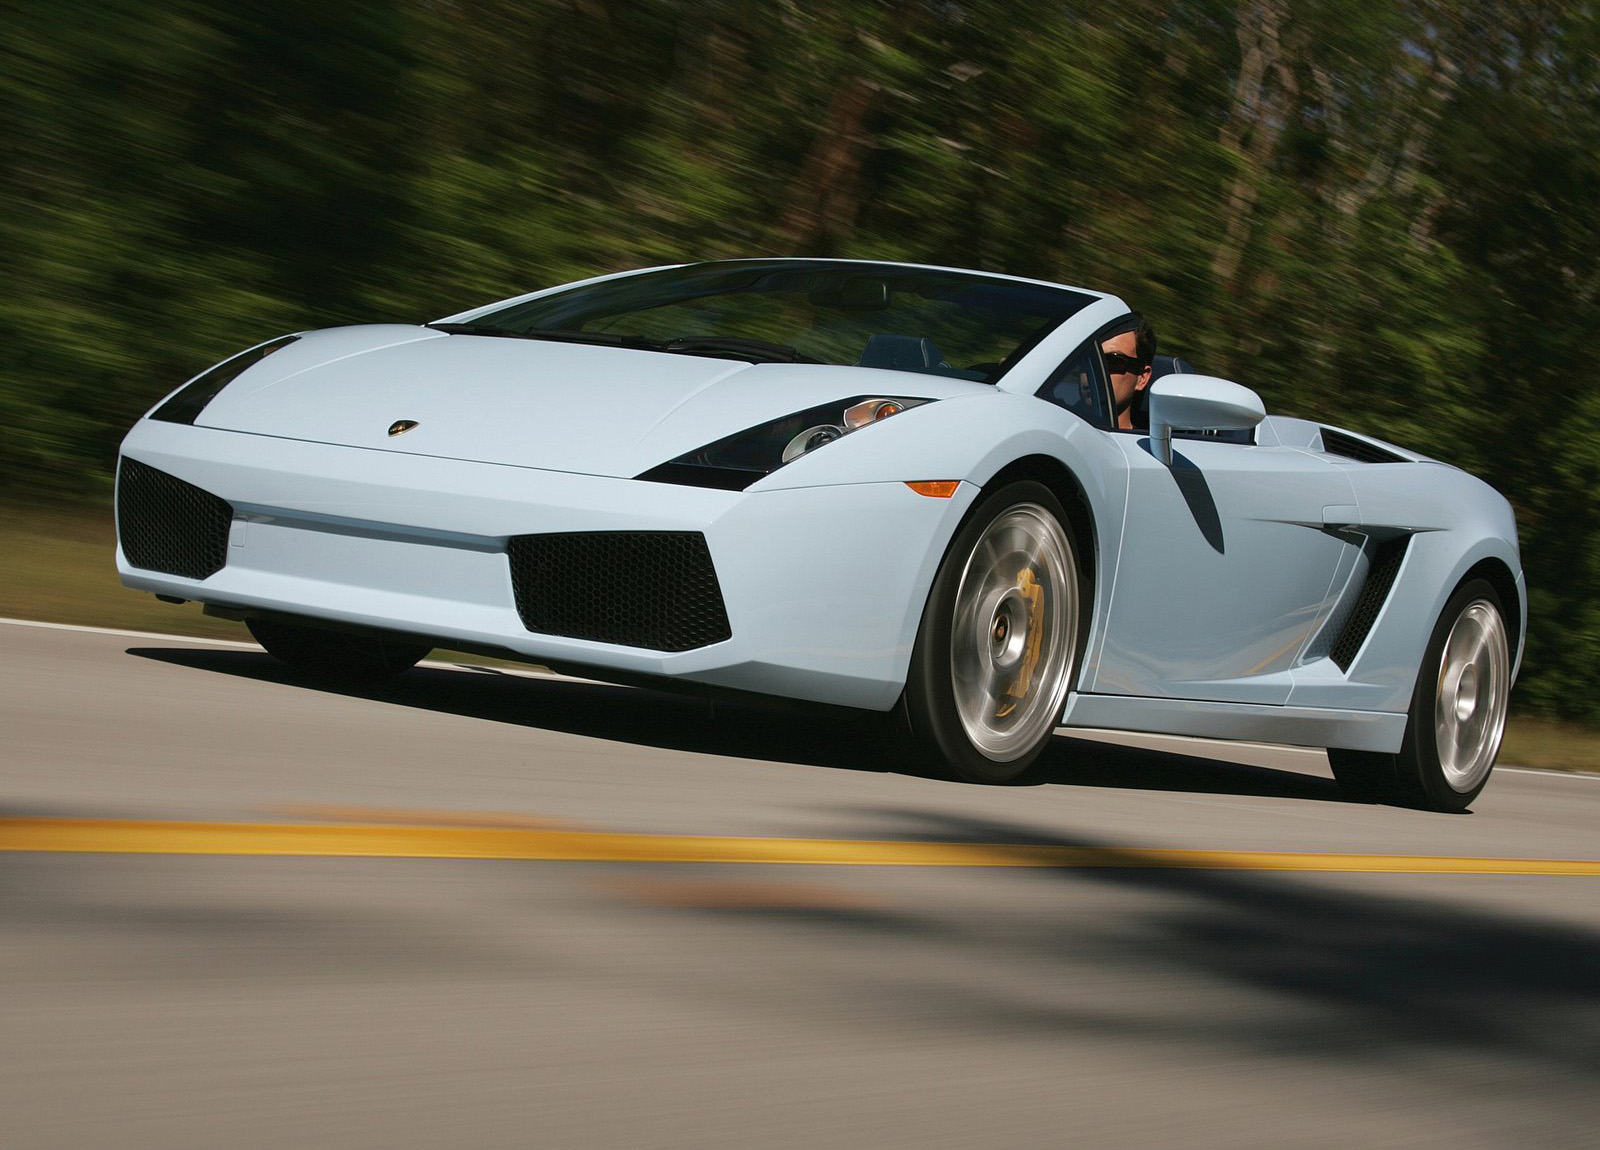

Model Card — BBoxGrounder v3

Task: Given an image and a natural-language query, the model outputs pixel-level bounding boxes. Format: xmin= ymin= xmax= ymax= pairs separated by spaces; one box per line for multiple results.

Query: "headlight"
xmin=636 ymin=395 xmax=932 ymax=491
xmin=149 ymin=335 xmax=300 ymax=425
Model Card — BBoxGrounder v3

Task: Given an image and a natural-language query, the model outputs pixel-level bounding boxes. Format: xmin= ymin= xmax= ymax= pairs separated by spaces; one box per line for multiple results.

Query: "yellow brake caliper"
xmin=995 ymin=567 xmax=1045 ymax=719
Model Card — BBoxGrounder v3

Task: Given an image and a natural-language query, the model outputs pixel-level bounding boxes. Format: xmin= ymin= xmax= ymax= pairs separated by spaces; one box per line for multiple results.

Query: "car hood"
xmin=194 ymin=325 xmax=969 ymax=477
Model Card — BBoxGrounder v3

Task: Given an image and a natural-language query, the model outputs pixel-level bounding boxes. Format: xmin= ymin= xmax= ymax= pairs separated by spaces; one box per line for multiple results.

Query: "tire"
xmin=247 ymin=617 xmax=430 ymax=681
xmin=1329 ymin=578 xmax=1511 ymax=812
xmin=902 ymin=481 xmax=1084 ymax=783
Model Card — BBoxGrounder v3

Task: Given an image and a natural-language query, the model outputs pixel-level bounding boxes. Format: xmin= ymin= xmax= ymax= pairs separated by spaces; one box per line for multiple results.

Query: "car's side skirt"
xmin=1061 ymin=692 xmax=1407 ymax=753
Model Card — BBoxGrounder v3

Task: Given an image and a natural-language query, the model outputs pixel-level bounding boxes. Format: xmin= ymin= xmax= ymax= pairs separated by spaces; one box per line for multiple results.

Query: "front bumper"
xmin=115 ymin=421 xmax=976 ymax=709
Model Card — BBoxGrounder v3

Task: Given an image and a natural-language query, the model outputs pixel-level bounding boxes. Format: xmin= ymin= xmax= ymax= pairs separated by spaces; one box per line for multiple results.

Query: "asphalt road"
xmin=3 ymin=618 xmax=1598 ymax=1149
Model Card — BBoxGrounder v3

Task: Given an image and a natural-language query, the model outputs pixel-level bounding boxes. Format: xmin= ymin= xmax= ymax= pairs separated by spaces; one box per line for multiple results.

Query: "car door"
xmin=1087 ymin=431 xmax=1362 ymax=704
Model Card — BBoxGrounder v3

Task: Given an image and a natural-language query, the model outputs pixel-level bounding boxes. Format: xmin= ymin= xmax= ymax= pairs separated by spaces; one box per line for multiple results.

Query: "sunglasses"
xmin=1103 ymin=351 xmax=1147 ymax=374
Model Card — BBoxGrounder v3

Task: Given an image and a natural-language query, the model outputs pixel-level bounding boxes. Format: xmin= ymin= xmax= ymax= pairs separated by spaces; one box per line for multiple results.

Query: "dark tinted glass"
xmin=1037 ymin=345 xmax=1108 ymax=427
xmin=472 ymin=261 xmax=1096 ymax=383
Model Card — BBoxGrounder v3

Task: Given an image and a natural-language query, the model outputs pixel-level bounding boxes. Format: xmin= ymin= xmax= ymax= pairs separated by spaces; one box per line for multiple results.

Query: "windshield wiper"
xmin=425 ymin=323 xmax=657 ymax=349
xmin=656 ymin=335 xmax=818 ymax=364
xmin=426 ymin=325 xmax=816 ymax=364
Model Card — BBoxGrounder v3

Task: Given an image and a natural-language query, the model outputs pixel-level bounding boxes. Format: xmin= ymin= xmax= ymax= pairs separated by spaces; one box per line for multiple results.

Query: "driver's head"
xmin=1100 ymin=314 xmax=1156 ymax=429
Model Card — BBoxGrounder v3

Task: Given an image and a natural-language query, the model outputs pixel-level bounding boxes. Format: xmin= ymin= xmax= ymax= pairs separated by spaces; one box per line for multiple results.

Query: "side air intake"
xmin=506 ymin=531 xmax=732 ymax=652
xmin=1329 ymin=537 xmax=1410 ymax=670
xmin=116 ymin=457 xmax=233 ymax=580
xmin=1321 ymin=428 xmax=1408 ymax=464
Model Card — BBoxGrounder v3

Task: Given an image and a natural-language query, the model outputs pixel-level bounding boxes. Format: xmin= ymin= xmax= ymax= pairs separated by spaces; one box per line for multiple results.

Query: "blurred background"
xmin=2 ymin=0 xmax=1596 ymax=732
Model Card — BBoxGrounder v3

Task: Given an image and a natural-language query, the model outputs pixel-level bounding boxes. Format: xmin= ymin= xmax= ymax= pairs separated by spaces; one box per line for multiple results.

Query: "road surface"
xmin=3 ymin=618 xmax=1597 ymax=1149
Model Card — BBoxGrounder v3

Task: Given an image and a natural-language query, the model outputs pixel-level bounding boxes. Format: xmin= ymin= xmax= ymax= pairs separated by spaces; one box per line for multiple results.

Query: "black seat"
xmin=857 ymin=334 xmax=949 ymax=372
xmin=1148 ymin=353 xmax=1194 ymax=382
xmin=1131 ymin=354 xmax=1195 ymax=429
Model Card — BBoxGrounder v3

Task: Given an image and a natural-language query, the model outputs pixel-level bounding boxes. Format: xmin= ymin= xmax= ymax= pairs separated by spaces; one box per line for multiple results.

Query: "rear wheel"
xmin=902 ymin=481 xmax=1083 ymax=783
xmin=1329 ymin=578 xmax=1510 ymax=811
xmin=247 ymin=617 xmax=430 ymax=681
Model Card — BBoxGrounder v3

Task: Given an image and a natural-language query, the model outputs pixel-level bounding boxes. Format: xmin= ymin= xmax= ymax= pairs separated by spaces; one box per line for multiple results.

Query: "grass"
xmin=3 ymin=499 xmax=1594 ymax=775
xmin=0 ymin=500 xmax=519 ymax=665
xmin=0 ymin=500 xmax=248 ymax=641
xmin=1499 ymin=720 xmax=1600 ymax=775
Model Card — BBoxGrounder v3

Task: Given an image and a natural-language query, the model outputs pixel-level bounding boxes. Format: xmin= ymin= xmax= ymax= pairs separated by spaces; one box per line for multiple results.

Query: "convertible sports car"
xmin=115 ymin=258 xmax=1523 ymax=810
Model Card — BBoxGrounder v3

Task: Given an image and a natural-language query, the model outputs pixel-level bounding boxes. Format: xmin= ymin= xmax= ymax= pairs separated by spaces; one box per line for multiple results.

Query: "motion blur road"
xmin=3 ymin=619 xmax=1598 ymax=1149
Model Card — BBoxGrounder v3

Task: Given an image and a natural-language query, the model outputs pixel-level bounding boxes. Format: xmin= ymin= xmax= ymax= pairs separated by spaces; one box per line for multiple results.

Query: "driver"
xmin=1101 ymin=314 xmax=1157 ymax=429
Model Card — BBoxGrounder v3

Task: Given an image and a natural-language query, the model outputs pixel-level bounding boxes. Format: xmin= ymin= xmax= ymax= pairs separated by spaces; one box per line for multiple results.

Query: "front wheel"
xmin=247 ymin=617 xmax=431 ymax=681
xmin=902 ymin=481 xmax=1083 ymax=783
xmin=1329 ymin=578 xmax=1511 ymax=811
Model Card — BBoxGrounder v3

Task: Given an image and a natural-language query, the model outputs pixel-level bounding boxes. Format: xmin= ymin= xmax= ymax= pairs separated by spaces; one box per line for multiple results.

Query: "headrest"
xmin=1148 ymin=354 xmax=1195 ymax=381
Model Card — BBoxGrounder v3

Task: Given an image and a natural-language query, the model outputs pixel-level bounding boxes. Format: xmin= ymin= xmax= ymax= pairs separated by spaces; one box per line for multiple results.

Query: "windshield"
xmin=464 ymin=261 xmax=1098 ymax=382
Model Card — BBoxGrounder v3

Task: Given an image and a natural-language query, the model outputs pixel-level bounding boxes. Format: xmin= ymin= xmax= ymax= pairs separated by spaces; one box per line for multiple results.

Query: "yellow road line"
xmin=264 ymin=804 xmax=593 ymax=831
xmin=2 ymin=817 xmax=1599 ymax=874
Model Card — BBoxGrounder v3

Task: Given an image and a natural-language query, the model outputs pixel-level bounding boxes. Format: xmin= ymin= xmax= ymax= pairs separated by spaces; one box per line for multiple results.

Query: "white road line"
xmin=0 ymin=615 xmax=576 ymax=680
xmin=1500 ymin=765 xmax=1600 ymax=780
xmin=4 ymin=616 xmax=1594 ymax=778
xmin=0 ymin=616 xmax=260 ymax=648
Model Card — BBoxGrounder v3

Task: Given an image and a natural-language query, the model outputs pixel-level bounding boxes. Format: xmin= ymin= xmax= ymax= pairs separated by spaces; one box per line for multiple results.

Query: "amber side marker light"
xmin=905 ymin=480 xmax=961 ymax=498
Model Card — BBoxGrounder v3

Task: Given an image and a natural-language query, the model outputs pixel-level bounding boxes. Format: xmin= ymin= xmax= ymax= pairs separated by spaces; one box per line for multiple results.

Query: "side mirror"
xmin=1147 ymin=373 xmax=1265 ymax=465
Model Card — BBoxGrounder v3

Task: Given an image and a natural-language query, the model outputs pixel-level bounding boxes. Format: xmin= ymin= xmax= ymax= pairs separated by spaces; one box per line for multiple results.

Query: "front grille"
xmin=507 ymin=531 xmax=732 ymax=651
xmin=116 ymin=457 xmax=233 ymax=580
xmin=1329 ymin=536 xmax=1410 ymax=670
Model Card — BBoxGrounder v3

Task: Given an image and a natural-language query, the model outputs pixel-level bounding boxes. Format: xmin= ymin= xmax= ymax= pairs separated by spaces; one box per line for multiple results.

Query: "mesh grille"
xmin=1321 ymin=428 xmax=1407 ymax=464
xmin=116 ymin=457 xmax=233 ymax=580
xmin=507 ymin=532 xmax=731 ymax=651
xmin=1330 ymin=537 xmax=1409 ymax=670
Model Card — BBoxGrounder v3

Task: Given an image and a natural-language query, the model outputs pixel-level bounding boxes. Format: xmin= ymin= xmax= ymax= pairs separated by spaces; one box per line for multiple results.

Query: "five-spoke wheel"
xmin=902 ymin=481 xmax=1082 ymax=783
xmin=1329 ymin=578 xmax=1510 ymax=811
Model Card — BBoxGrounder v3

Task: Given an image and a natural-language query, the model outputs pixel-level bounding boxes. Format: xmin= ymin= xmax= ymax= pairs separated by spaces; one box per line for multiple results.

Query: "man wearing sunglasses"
xmin=1100 ymin=314 xmax=1157 ymax=430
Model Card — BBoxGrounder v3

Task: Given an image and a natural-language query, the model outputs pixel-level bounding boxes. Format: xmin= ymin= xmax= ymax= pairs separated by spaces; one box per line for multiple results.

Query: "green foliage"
xmin=2 ymin=0 xmax=1597 ymax=718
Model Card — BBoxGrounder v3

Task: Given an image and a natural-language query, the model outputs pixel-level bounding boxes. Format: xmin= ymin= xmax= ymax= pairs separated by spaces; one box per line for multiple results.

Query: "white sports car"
xmin=115 ymin=259 xmax=1524 ymax=810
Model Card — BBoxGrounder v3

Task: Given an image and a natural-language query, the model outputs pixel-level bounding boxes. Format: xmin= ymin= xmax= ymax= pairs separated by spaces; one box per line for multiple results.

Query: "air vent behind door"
xmin=1321 ymin=428 xmax=1408 ymax=464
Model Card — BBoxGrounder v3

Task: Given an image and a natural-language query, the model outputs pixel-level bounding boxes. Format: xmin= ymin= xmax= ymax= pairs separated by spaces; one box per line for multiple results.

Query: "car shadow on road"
xmin=644 ymin=808 xmax=1600 ymax=1099
xmin=127 ymin=645 xmax=1347 ymax=805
